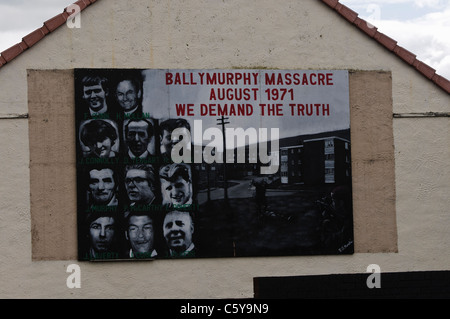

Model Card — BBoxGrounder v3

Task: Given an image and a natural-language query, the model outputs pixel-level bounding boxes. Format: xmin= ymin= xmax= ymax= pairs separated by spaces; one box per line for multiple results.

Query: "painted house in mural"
xmin=302 ymin=136 xmax=351 ymax=185
xmin=279 ymin=130 xmax=351 ymax=186
xmin=193 ymin=129 xmax=352 ymax=187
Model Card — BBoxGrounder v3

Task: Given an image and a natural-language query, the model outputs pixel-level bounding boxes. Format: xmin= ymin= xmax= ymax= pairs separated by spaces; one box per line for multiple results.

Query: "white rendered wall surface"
xmin=0 ymin=0 xmax=448 ymax=298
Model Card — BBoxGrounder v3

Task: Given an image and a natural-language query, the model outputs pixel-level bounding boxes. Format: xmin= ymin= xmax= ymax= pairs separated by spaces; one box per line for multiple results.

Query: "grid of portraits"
xmin=75 ymin=68 xmax=355 ymax=262
xmin=75 ymin=69 xmax=198 ymax=261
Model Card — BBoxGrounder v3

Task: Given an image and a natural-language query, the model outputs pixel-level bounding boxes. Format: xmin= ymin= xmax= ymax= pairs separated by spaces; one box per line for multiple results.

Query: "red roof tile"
xmin=394 ymin=46 xmax=416 ymax=65
xmin=354 ymin=17 xmax=378 ymax=37
xmin=320 ymin=0 xmax=450 ymax=94
xmin=0 ymin=0 xmax=448 ymax=94
xmin=22 ymin=28 xmax=48 ymax=48
xmin=43 ymin=11 xmax=70 ymax=33
xmin=1 ymin=42 xmax=25 ymax=62
xmin=0 ymin=0 xmax=97 ymax=63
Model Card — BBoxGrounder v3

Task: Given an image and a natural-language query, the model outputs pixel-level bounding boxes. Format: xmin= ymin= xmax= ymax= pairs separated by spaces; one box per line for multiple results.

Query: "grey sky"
xmin=341 ymin=0 xmax=450 ymax=79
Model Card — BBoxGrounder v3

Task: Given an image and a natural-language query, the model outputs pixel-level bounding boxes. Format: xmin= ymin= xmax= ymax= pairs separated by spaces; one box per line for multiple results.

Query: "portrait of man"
xmin=163 ymin=210 xmax=195 ymax=258
xmin=79 ymin=119 xmax=119 ymax=158
xmin=84 ymin=212 xmax=117 ymax=260
xmin=115 ymin=75 xmax=143 ymax=117
xmin=159 ymin=118 xmax=191 ymax=158
xmin=124 ymin=164 xmax=157 ymax=206
xmin=159 ymin=163 xmax=193 ymax=206
xmin=81 ymin=74 xmax=110 ymax=116
xmin=87 ymin=167 xmax=118 ymax=207
xmin=124 ymin=119 xmax=155 ymax=160
xmin=125 ymin=212 xmax=157 ymax=259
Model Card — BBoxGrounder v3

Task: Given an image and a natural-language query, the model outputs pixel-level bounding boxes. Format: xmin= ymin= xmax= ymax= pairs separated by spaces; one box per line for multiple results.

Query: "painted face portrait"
xmin=116 ymin=80 xmax=141 ymax=112
xmin=163 ymin=211 xmax=194 ymax=253
xmin=159 ymin=119 xmax=191 ymax=156
xmin=125 ymin=168 xmax=155 ymax=205
xmin=88 ymin=168 xmax=116 ymax=205
xmin=159 ymin=163 xmax=193 ymax=206
xmin=127 ymin=215 xmax=154 ymax=254
xmin=125 ymin=120 xmax=152 ymax=157
xmin=161 ymin=129 xmax=174 ymax=155
xmin=80 ymin=120 xmax=118 ymax=158
xmin=90 ymin=137 xmax=113 ymax=158
xmin=161 ymin=175 xmax=192 ymax=205
xmin=83 ymin=84 xmax=108 ymax=113
xmin=89 ymin=216 xmax=115 ymax=253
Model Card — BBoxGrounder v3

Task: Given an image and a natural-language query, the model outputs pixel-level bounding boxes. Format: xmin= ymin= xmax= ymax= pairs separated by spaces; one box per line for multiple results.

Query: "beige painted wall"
xmin=0 ymin=0 xmax=448 ymax=298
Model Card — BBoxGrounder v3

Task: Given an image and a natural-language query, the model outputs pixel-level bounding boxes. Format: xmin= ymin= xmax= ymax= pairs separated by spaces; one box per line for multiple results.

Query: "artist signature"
xmin=338 ymin=240 xmax=353 ymax=253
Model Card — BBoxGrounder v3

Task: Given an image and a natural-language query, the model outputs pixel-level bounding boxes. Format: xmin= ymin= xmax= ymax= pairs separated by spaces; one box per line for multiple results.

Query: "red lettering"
xmin=175 ymin=104 xmax=195 ymax=116
xmin=200 ymin=104 xmax=208 ymax=116
xmin=318 ymin=73 xmax=325 ymax=85
xmin=218 ymin=104 xmax=226 ymax=116
xmin=227 ymin=73 xmax=234 ymax=85
xmin=323 ymin=104 xmax=330 ymax=116
xmin=284 ymin=73 xmax=292 ymax=85
xmin=235 ymin=72 xmax=242 ymax=83
xmin=302 ymin=74 xmax=309 ymax=85
xmin=265 ymin=73 xmax=275 ymax=85
xmin=293 ymin=73 xmax=300 ymax=85
xmin=259 ymin=104 xmax=283 ymax=116
xmin=263 ymin=72 xmax=334 ymax=86
xmin=299 ymin=104 xmax=305 ymax=115
xmin=201 ymin=103 xmax=253 ymax=116
xmin=174 ymin=73 xmax=181 ymax=85
xmin=175 ymin=104 xmax=186 ymax=116
xmin=166 ymin=73 xmax=173 ymax=85
xmin=208 ymin=88 xmax=258 ymax=101
xmin=187 ymin=104 xmax=194 ymax=116
xmin=289 ymin=103 xmax=330 ymax=116
xmin=277 ymin=74 xmax=283 ymax=85
xmin=209 ymin=89 xmax=217 ymax=100
xmin=326 ymin=73 xmax=333 ymax=85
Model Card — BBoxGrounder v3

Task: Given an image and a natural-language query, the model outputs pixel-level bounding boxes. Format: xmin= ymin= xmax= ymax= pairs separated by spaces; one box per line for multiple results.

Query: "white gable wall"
xmin=0 ymin=0 xmax=448 ymax=298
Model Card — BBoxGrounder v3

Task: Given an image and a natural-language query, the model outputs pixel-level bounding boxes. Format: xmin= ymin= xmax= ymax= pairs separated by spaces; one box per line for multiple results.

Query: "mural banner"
xmin=75 ymin=69 xmax=353 ymax=261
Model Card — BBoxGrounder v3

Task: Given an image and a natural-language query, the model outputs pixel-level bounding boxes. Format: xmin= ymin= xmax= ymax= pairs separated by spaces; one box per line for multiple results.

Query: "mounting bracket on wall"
xmin=0 ymin=113 xmax=29 ymax=120
xmin=393 ymin=112 xmax=450 ymax=118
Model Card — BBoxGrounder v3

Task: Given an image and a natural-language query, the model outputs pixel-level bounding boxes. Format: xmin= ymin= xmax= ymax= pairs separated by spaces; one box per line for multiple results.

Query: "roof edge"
xmin=0 ymin=0 xmax=448 ymax=94
xmin=0 ymin=0 xmax=98 ymax=68
xmin=321 ymin=0 xmax=450 ymax=94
